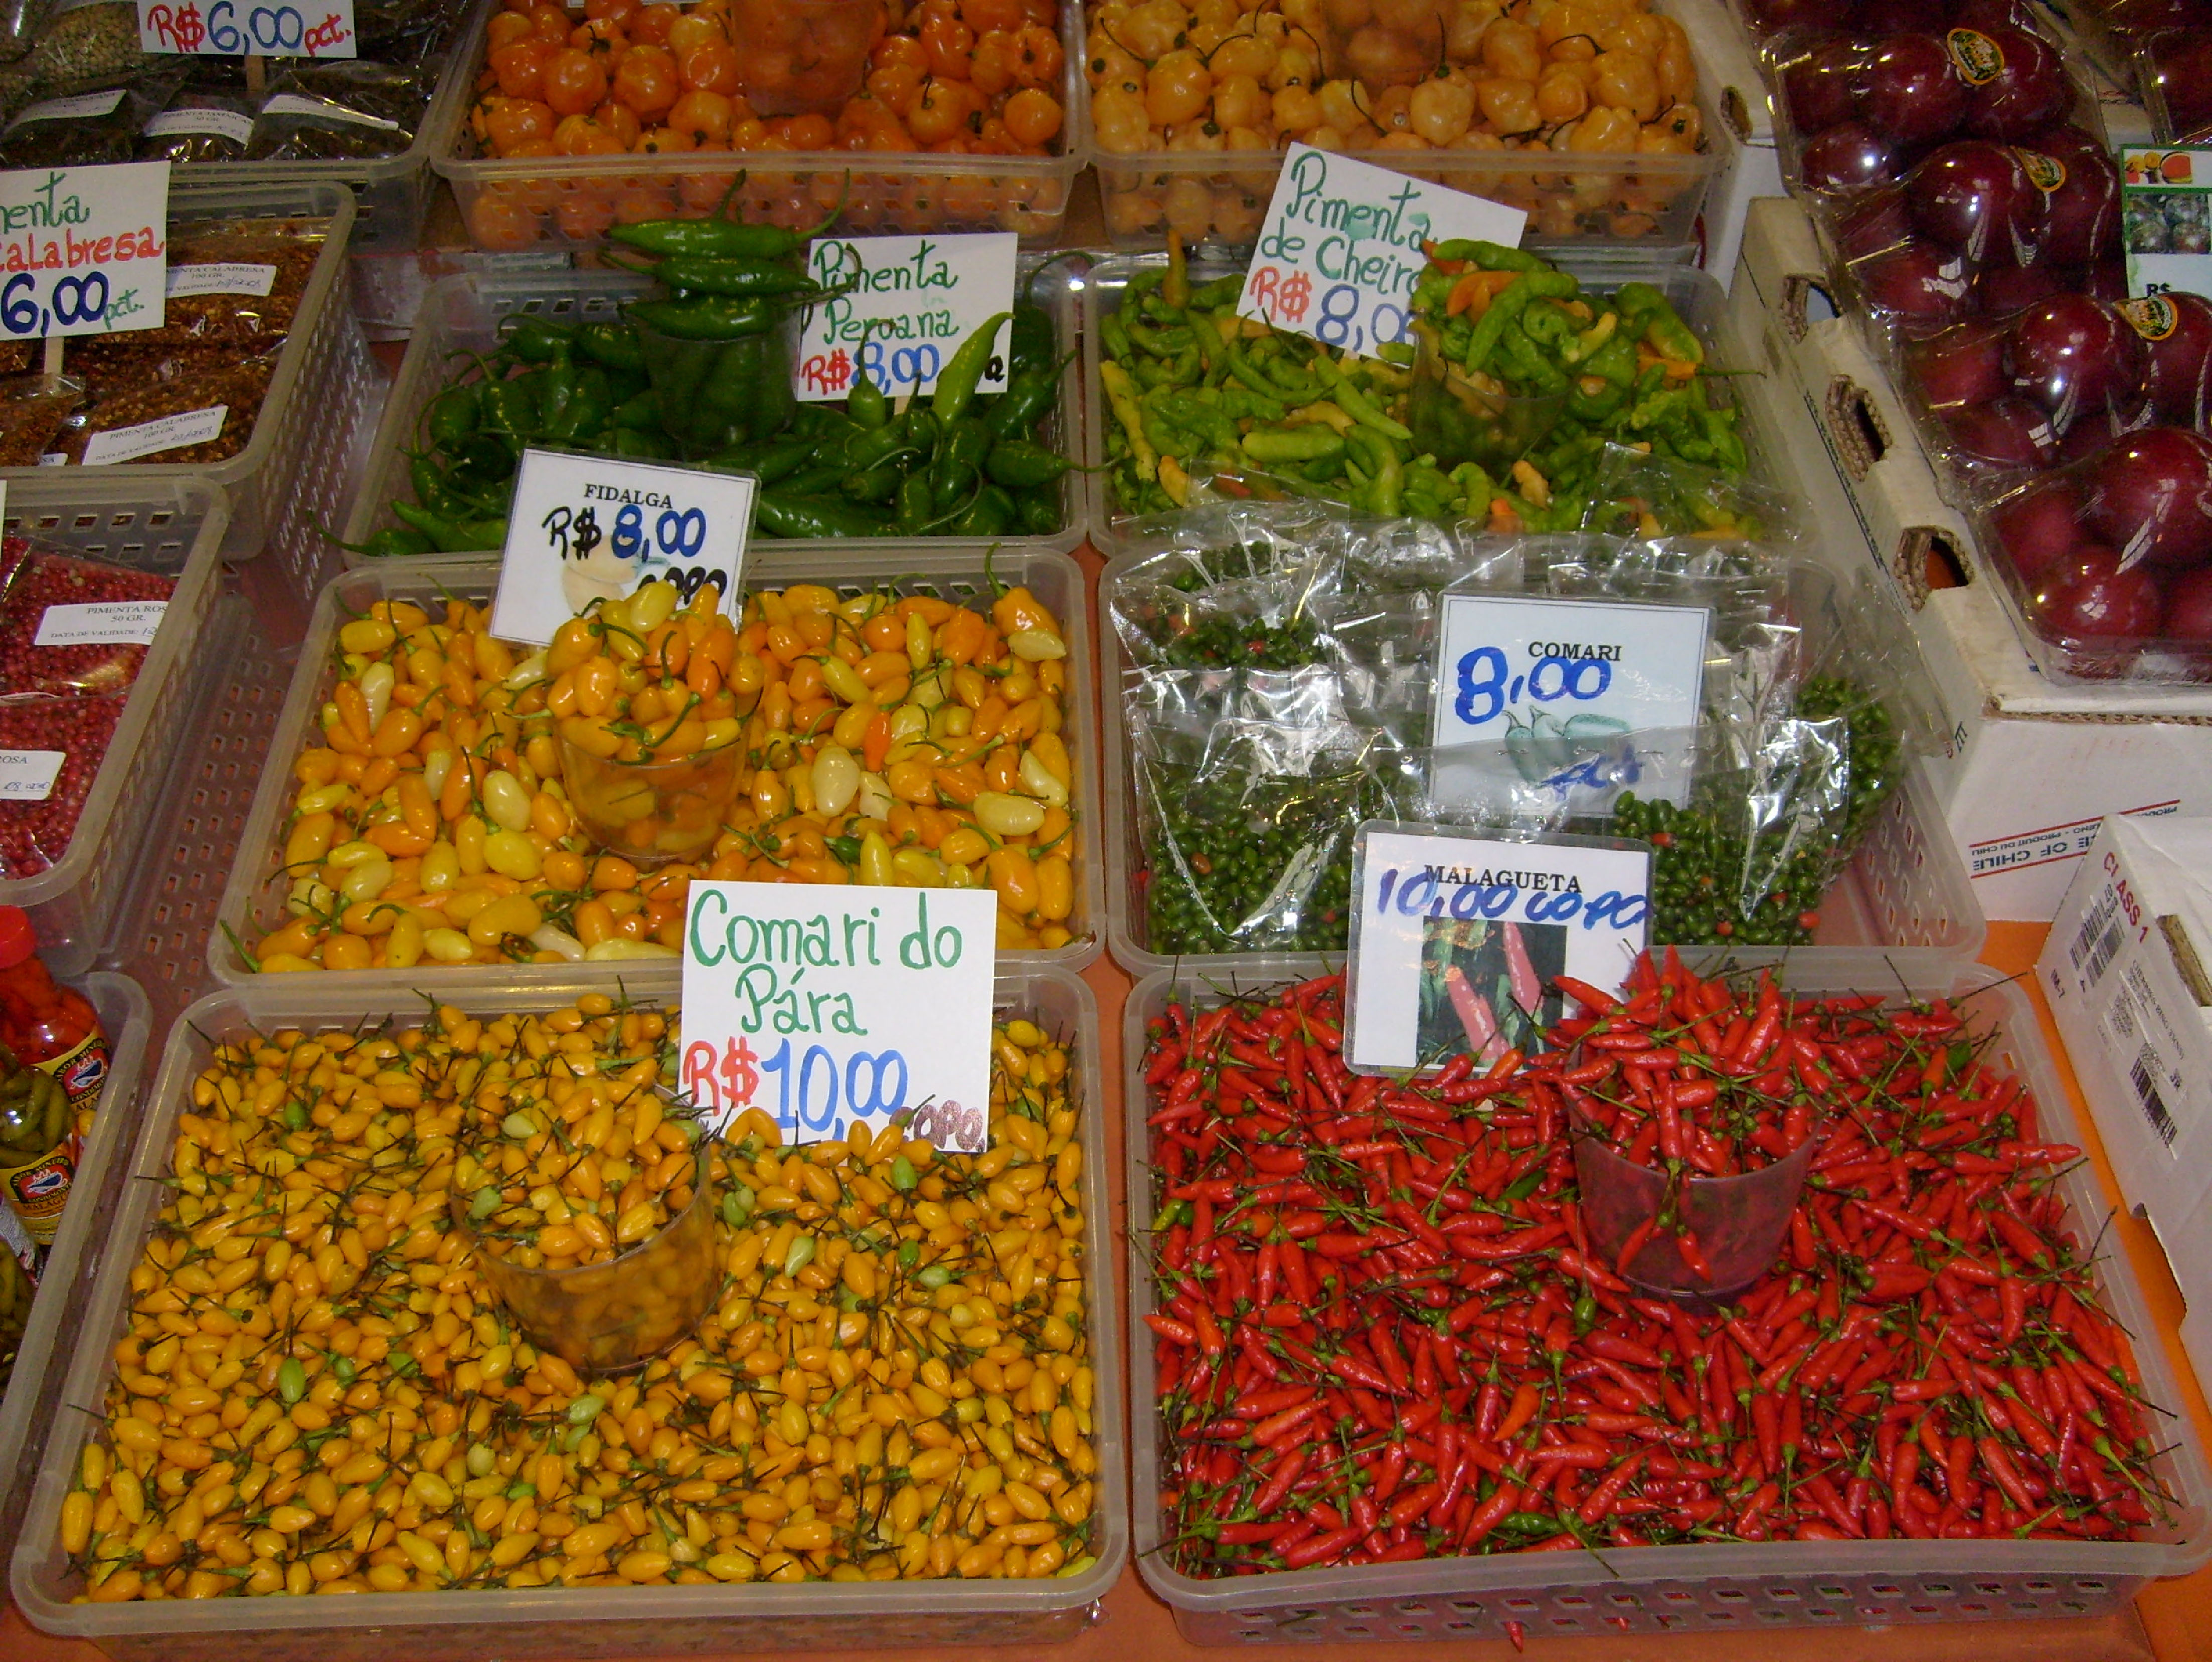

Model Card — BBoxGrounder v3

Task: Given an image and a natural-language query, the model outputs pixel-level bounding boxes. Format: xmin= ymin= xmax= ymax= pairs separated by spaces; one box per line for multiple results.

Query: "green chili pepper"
xmin=498 ymin=315 xmax=574 ymax=363
xmin=1345 ymin=426 xmax=1403 ymax=516
xmin=628 ymin=295 xmax=782 ymax=340
xmin=1100 ymin=311 xmax=1134 ymax=365
xmin=983 ymin=350 xmax=1071 ymax=441
xmin=933 ymin=310 xmax=1013 ymax=427
xmin=930 ymin=414 xmax=993 ymax=509
xmin=1242 ymin=424 xmax=1344 ymax=465
xmin=1008 ymin=302 xmax=1055 ymax=378
xmin=896 ymin=471 xmax=935 ymax=534
xmin=843 ymin=453 xmax=916 ymax=502
xmin=479 ymin=377 xmax=541 ymax=448
xmin=755 ymin=493 xmax=894 ymax=538
xmin=541 ymin=364 xmax=612 ymax=445
xmin=574 ymin=321 xmax=646 ymax=374
xmin=1431 ymin=238 xmax=1550 ymax=272
xmin=425 ymin=383 xmax=478 ymax=446
xmin=651 ymin=255 xmax=821 ymax=297
xmin=1313 ymin=357 xmax=1414 ymax=440
xmin=606 ymin=196 xmax=841 ymax=261
xmin=393 ymin=500 xmax=505 ymax=553
xmin=986 ymin=440 xmax=1073 ymax=490
xmin=1014 ymin=485 xmax=1062 ymax=535
xmin=950 ymin=483 xmax=1015 ymax=537
xmin=848 ymin=365 xmax=890 ymax=433
xmin=608 ymin=428 xmax=675 ymax=459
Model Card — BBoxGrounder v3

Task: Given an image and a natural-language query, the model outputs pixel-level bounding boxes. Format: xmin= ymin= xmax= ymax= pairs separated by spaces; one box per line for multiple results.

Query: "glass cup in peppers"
xmin=1559 ymin=960 xmax=1817 ymax=1297
xmin=549 ymin=580 xmax=747 ymax=864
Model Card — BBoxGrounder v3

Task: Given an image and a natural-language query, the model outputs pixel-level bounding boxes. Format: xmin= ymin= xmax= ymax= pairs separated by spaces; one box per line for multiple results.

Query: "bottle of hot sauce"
xmin=0 ymin=907 xmax=108 ymax=1117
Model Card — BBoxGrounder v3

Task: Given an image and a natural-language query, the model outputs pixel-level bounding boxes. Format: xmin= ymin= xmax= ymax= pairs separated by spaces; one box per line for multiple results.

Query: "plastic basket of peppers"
xmin=337 ymin=215 xmax=1084 ymax=562
xmin=1083 ymin=241 xmax=1777 ymax=556
xmin=1121 ymin=950 xmax=2212 ymax=1643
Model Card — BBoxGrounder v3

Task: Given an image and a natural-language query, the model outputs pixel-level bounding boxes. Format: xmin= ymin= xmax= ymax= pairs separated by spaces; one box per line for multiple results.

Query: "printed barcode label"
xmin=2072 ymin=885 xmax=2126 ymax=986
xmin=2132 ymin=1047 xmax=2178 ymax=1147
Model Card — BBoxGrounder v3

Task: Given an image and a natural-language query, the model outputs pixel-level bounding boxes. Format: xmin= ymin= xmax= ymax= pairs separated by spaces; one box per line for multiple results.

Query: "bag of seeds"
xmin=0 ymin=377 xmax=81 ymax=466
xmin=247 ymin=60 xmax=430 ymax=159
xmin=24 ymin=0 xmax=144 ymax=98
xmin=0 ymin=691 xmax=124 ymax=877
xmin=0 ymin=72 xmax=173 ymax=165
xmin=0 ymin=540 xmax=175 ymax=700
xmin=1128 ymin=712 xmax=1424 ymax=956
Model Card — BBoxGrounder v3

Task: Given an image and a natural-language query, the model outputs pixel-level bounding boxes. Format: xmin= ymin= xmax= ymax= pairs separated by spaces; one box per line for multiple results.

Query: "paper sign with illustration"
xmin=492 ymin=450 xmax=754 ymax=647
xmin=2123 ymin=148 xmax=2212 ymax=300
xmin=1429 ymin=593 xmax=1710 ymax=812
xmin=1343 ymin=825 xmax=1650 ymax=1075
xmin=679 ymin=881 xmax=997 ymax=1152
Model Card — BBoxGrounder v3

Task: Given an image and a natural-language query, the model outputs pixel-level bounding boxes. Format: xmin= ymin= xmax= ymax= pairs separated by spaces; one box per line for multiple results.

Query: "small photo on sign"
xmin=1416 ymin=914 xmax=1565 ymax=1068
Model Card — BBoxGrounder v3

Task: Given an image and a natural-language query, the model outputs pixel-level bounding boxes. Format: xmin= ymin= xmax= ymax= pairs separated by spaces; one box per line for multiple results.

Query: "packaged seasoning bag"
xmin=247 ymin=60 xmax=430 ymax=158
xmin=0 ymin=0 xmax=54 ymax=62
xmin=0 ymin=540 xmax=175 ymax=699
xmin=60 ymin=355 xmax=275 ymax=466
xmin=0 ymin=692 xmax=124 ymax=877
xmin=138 ymin=86 xmax=254 ymax=161
xmin=24 ymin=0 xmax=143 ymax=97
xmin=129 ymin=220 xmax=322 ymax=346
xmin=0 ymin=75 xmax=172 ymax=165
xmin=0 ymin=378 xmax=83 ymax=468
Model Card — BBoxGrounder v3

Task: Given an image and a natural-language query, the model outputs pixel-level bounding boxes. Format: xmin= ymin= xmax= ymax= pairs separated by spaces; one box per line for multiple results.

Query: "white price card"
xmin=796 ymin=232 xmax=1017 ymax=401
xmin=491 ymin=450 xmax=756 ymax=647
xmin=1240 ymin=143 xmax=1527 ymax=359
xmin=679 ymin=883 xmax=997 ymax=1151
xmin=139 ymin=0 xmax=357 ymax=57
xmin=0 ymin=161 xmax=168 ymax=340
xmin=2123 ymin=148 xmax=2212 ymax=300
xmin=1428 ymin=594 xmax=1710 ymax=812
xmin=0 ymin=750 xmax=63 ymax=802
xmin=1343 ymin=825 xmax=1651 ymax=1075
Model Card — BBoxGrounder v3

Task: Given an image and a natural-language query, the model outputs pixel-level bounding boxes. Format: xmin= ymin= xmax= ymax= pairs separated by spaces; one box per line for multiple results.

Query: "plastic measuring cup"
xmin=1571 ymin=1121 xmax=1815 ymax=1300
xmin=457 ymin=1146 xmax=721 ymax=1374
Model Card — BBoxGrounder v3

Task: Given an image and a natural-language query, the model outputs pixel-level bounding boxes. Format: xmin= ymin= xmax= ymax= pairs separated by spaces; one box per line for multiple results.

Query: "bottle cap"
xmin=0 ymin=907 xmax=34 ymax=969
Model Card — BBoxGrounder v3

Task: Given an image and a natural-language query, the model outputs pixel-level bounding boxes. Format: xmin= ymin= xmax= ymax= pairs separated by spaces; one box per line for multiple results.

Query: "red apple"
xmin=2007 ymin=296 xmax=2146 ymax=423
xmin=1802 ymin=122 xmax=1897 ymax=193
xmin=1908 ymin=318 xmax=2010 ymax=406
xmin=2161 ymin=566 xmax=2212 ymax=641
xmin=1975 ymin=262 xmax=2067 ymax=316
xmin=1906 ymin=140 xmax=2044 ymax=264
xmin=1992 ymin=476 xmax=2086 ymax=580
xmin=2127 ymin=292 xmax=2212 ymax=426
xmin=2023 ymin=128 xmax=2121 ymax=265
xmin=2032 ymin=545 xmax=2164 ymax=643
xmin=1941 ymin=395 xmax=2058 ymax=466
xmin=1782 ymin=40 xmax=1867 ymax=133
xmin=1854 ymin=240 xmax=1978 ymax=331
xmin=2084 ymin=427 xmax=2212 ymax=568
xmin=1860 ymin=34 xmax=1967 ymax=146
xmin=1961 ymin=25 xmax=2072 ymax=140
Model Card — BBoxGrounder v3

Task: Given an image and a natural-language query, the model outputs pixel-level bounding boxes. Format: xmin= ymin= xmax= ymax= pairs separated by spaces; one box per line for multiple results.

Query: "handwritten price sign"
xmin=1240 ymin=143 xmax=1527 ymax=360
xmin=795 ymin=232 xmax=1016 ymax=401
xmin=139 ymin=0 xmax=357 ymax=57
xmin=0 ymin=161 xmax=167 ymax=340
xmin=491 ymin=450 xmax=755 ymax=647
xmin=680 ymin=884 xmax=997 ymax=1151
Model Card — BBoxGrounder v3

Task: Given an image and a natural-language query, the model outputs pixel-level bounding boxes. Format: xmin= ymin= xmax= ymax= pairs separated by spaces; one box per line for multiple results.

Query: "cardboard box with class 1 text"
xmin=2041 ymin=815 xmax=2212 ymax=1395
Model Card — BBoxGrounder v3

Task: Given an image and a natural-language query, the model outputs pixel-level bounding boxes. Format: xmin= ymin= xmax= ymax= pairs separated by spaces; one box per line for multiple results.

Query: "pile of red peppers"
xmin=1140 ymin=951 xmax=2174 ymax=1580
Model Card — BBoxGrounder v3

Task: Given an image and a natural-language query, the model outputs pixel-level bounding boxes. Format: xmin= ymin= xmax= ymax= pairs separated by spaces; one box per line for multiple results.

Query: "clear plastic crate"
xmin=1119 ymin=955 xmax=2212 ymax=1643
xmin=0 ymin=972 xmax=151 ymax=1573
xmin=0 ymin=480 xmax=228 ymax=977
xmin=1082 ymin=71 xmax=1728 ymax=258
xmin=11 ymin=963 xmax=1126 ymax=1661
xmin=1096 ymin=542 xmax=1984 ymax=976
xmin=1081 ymin=253 xmax=1733 ymax=558
xmin=0 ymin=182 xmax=377 ymax=578
xmin=210 ymin=546 xmax=1104 ymax=988
xmin=338 ymin=259 xmax=1086 ymax=566
xmin=429 ymin=3 xmax=1085 ymax=252
xmin=173 ymin=0 xmax=495 ymax=249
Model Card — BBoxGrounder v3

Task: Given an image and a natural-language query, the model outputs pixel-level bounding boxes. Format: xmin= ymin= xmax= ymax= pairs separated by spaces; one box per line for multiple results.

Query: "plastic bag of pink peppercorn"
xmin=0 ymin=540 xmax=175 ymax=701
xmin=0 ymin=693 xmax=125 ymax=877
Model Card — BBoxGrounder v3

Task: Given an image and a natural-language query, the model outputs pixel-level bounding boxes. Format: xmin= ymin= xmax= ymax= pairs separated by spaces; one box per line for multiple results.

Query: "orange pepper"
xmin=863 ymin=708 xmax=892 ymax=773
